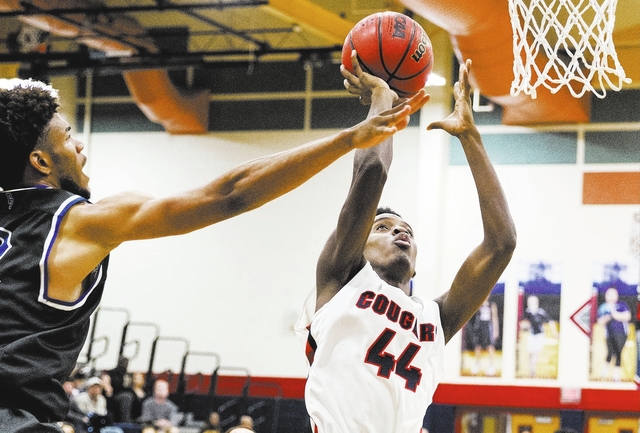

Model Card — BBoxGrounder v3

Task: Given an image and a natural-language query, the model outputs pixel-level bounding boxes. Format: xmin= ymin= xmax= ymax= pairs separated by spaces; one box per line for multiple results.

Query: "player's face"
xmin=364 ymin=213 xmax=417 ymax=280
xmin=40 ymin=114 xmax=91 ymax=199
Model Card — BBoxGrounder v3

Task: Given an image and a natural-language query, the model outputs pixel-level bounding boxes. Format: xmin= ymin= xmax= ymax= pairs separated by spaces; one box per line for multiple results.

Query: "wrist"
xmin=370 ymin=87 xmax=396 ymax=105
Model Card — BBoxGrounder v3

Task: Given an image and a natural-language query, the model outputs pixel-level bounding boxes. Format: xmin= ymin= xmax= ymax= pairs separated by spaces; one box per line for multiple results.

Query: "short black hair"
xmin=376 ymin=206 xmax=402 ymax=218
xmin=0 ymin=79 xmax=59 ymax=189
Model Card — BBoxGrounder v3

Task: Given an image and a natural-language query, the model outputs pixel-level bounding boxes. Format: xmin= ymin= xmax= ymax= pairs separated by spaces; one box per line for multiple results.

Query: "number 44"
xmin=364 ymin=328 xmax=422 ymax=392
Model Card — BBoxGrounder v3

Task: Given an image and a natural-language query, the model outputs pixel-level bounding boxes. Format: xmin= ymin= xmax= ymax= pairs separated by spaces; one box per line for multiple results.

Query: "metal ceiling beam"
xmin=266 ymin=0 xmax=354 ymax=45
xmin=11 ymin=2 xmax=157 ymax=54
xmin=0 ymin=0 xmax=269 ymax=17
xmin=0 ymin=46 xmax=340 ymax=75
xmin=0 ymin=47 xmax=339 ymax=62
xmin=180 ymin=9 xmax=270 ymax=52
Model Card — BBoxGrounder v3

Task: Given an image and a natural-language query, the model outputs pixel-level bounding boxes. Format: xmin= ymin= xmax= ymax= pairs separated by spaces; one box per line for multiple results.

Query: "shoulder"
xmin=141 ymin=397 xmax=154 ymax=407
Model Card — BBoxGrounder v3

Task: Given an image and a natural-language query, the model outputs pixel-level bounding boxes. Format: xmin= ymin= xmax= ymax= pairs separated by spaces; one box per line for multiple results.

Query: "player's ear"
xmin=28 ymin=149 xmax=52 ymax=176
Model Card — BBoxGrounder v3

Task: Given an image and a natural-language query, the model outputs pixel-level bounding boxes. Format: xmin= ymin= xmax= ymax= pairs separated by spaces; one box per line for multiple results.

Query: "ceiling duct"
xmin=399 ymin=0 xmax=591 ymax=125
xmin=123 ymin=69 xmax=210 ymax=135
xmin=0 ymin=0 xmax=209 ymax=134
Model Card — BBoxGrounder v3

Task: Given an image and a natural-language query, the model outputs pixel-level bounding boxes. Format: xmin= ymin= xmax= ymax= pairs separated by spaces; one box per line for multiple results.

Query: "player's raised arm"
xmin=315 ymin=51 xmax=429 ymax=311
xmin=428 ymin=60 xmax=517 ymax=343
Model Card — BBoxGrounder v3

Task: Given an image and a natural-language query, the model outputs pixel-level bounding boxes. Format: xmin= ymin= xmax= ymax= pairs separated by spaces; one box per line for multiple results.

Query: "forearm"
xmin=218 ymin=130 xmax=353 ymax=209
xmin=459 ymin=127 xmax=516 ymax=250
xmin=350 ymin=86 xmax=396 ymax=187
xmin=368 ymin=87 xmax=396 ymax=118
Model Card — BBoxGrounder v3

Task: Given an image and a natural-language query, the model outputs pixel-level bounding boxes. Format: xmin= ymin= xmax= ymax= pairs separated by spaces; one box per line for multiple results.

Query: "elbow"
xmin=502 ymin=229 xmax=518 ymax=255
xmin=497 ymin=217 xmax=517 ymax=254
xmin=214 ymin=169 xmax=257 ymax=217
xmin=356 ymin=154 xmax=390 ymax=184
xmin=490 ymin=226 xmax=517 ymax=260
xmin=219 ymin=192 xmax=251 ymax=217
xmin=499 ymin=234 xmax=517 ymax=260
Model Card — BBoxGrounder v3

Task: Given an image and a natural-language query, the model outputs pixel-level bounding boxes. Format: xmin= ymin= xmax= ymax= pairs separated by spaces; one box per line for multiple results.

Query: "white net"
xmin=509 ymin=0 xmax=631 ymax=99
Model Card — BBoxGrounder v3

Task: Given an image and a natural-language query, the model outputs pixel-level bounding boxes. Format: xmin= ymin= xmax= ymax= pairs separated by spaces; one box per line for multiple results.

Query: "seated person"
xmin=224 ymin=415 xmax=255 ymax=433
xmin=200 ymin=411 xmax=221 ymax=433
xmin=138 ymin=379 xmax=179 ymax=433
xmin=75 ymin=377 xmax=108 ymax=416
xmin=62 ymin=377 xmax=87 ymax=432
xmin=114 ymin=371 xmax=147 ymax=423
xmin=57 ymin=422 xmax=76 ymax=433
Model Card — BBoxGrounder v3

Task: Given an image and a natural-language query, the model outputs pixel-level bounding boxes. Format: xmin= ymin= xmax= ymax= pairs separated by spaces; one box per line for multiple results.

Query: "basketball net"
xmin=508 ymin=0 xmax=631 ymax=99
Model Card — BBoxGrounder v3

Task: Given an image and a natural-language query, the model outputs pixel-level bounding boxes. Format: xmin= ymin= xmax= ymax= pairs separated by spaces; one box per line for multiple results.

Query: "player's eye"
xmin=376 ymin=224 xmax=388 ymax=231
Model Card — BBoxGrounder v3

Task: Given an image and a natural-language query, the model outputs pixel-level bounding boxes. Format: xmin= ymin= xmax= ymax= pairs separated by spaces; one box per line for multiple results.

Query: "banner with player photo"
xmin=516 ymin=261 xmax=561 ymax=379
xmin=460 ymin=282 xmax=504 ymax=377
xmin=589 ymin=261 xmax=639 ymax=383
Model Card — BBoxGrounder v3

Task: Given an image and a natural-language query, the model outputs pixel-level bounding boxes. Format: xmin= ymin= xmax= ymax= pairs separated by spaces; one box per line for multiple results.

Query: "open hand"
xmin=341 ymin=50 xmax=397 ymax=106
xmin=427 ymin=59 xmax=474 ymax=136
xmin=349 ymin=88 xmax=430 ymax=149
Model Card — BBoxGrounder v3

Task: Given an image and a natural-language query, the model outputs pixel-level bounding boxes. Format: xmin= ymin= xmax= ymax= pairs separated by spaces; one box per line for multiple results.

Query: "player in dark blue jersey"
xmin=0 ymin=78 xmax=428 ymax=431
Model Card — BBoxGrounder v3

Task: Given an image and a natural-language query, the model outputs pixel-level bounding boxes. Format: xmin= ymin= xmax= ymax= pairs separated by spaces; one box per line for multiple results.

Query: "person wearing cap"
xmin=75 ymin=377 xmax=108 ymax=419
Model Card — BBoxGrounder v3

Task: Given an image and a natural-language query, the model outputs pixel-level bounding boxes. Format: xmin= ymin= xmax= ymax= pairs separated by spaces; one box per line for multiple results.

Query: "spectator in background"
xmin=225 ymin=415 xmax=255 ymax=433
xmin=75 ymin=377 xmax=108 ymax=418
xmin=200 ymin=411 xmax=221 ymax=433
xmin=58 ymin=421 xmax=76 ymax=433
xmin=100 ymin=370 xmax=118 ymax=419
xmin=238 ymin=415 xmax=254 ymax=430
xmin=62 ymin=377 xmax=87 ymax=433
xmin=115 ymin=371 xmax=147 ymax=423
xmin=109 ymin=357 xmax=130 ymax=397
xmin=138 ymin=379 xmax=179 ymax=433
xmin=72 ymin=370 xmax=89 ymax=395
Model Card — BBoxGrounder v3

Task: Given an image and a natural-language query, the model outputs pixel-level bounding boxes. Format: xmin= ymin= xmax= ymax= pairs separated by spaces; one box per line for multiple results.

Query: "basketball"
xmin=342 ymin=11 xmax=434 ymax=98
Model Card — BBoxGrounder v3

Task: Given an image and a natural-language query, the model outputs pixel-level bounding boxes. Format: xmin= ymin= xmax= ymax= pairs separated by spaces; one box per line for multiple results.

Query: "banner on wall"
xmin=460 ymin=283 xmax=505 ymax=377
xmin=516 ymin=261 xmax=562 ymax=379
xmin=588 ymin=261 xmax=639 ymax=383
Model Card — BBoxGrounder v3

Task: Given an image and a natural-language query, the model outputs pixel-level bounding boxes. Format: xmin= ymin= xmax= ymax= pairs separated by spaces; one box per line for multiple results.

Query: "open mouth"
xmin=394 ymin=234 xmax=411 ymax=248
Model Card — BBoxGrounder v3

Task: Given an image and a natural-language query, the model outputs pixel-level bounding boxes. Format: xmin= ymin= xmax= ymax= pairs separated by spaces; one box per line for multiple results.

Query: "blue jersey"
xmin=0 ymin=187 xmax=109 ymax=422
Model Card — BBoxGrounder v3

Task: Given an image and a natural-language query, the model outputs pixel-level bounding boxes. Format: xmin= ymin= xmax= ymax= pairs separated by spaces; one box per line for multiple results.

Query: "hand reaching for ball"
xmin=341 ymin=50 xmax=398 ymax=107
xmin=341 ymin=11 xmax=433 ymax=97
xmin=428 ymin=59 xmax=475 ymax=137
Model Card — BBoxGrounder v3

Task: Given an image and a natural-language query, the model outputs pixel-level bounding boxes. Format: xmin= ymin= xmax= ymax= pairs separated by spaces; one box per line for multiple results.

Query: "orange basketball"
xmin=342 ymin=12 xmax=434 ymax=98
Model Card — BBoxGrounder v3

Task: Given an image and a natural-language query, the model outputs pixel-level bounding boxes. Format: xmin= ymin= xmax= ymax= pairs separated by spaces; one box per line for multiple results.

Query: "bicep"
xmin=75 ymin=189 xmax=233 ymax=247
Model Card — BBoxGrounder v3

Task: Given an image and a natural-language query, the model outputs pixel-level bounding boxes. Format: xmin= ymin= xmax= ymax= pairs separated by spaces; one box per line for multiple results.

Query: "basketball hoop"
xmin=508 ymin=0 xmax=632 ymax=99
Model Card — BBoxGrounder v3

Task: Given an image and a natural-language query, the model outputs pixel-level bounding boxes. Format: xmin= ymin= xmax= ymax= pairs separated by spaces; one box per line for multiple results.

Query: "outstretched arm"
xmin=315 ymin=51 xmax=429 ymax=311
xmin=49 ymin=73 xmax=429 ymax=303
xmin=429 ymin=60 xmax=517 ymax=343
